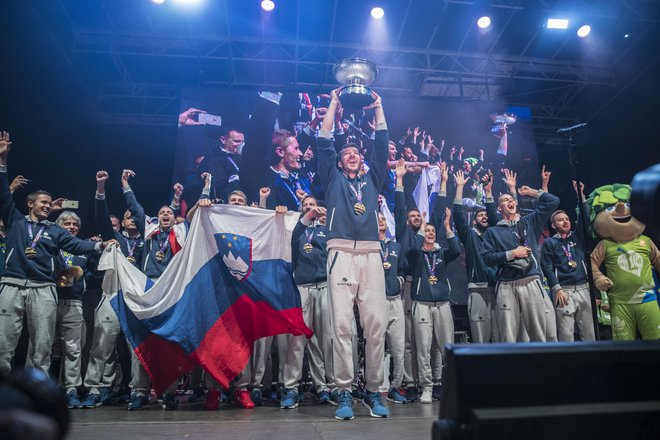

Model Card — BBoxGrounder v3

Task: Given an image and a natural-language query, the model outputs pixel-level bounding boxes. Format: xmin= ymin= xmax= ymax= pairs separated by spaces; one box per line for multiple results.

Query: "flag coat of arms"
xmin=98 ymin=205 xmax=312 ymax=393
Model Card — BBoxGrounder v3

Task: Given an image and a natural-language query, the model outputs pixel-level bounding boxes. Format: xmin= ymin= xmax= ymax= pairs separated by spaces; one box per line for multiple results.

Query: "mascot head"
xmin=586 ymin=184 xmax=645 ymax=242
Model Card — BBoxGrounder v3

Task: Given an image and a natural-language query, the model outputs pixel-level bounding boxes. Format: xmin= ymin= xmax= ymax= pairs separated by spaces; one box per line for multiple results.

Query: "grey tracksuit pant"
xmin=327 ymin=248 xmax=386 ymax=393
xmin=0 ymin=280 xmax=58 ymax=375
xmin=383 ymin=294 xmax=405 ymax=390
xmin=84 ymin=295 xmax=123 ymax=394
xmin=555 ymin=283 xmax=595 ymax=342
xmin=283 ymin=282 xmax=334 ymax=393
xmin=412 ymin=300 xmax=454 ymax=393
xmin=495 ymin=276 xmax=548 ymax=342
xmin=467 ymin=287 xmax=498 ymax=343
xmin=54 ymin=299 xmax=84 ymax=393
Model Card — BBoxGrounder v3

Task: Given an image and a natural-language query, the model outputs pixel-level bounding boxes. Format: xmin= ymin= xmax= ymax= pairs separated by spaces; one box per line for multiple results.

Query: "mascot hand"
xmin=595 ymin=276 xmax=614 ymax=292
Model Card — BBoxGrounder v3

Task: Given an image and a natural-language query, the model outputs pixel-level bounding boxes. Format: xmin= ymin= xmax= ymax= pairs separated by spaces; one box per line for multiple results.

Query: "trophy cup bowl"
xmin=333 ymin=58 xmax=379 ymax=109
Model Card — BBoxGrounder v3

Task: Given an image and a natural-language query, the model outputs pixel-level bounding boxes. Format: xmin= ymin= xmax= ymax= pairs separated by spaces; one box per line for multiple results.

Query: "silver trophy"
xmin=333 ymin=58 xmax=379 ymax=109
xmin=490 ymin=112 xmax=517 ymax=138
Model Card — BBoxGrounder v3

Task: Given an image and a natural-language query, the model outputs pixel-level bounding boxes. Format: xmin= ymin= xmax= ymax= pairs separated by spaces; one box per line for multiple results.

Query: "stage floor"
xmin=68 ymin=395 xmax=440 ymax=440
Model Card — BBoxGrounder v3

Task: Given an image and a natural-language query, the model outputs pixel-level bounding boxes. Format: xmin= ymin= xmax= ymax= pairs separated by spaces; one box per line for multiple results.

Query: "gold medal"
xmin=155 ymin=251 xmax=165 ymax=262
xmin=353 ymin=203 xmax=366 ymax=215
xmin=25 ymin=247 xmax=37 ymax=259
xmin=383 ymin=261 xmax=391 ymax=271
xmin=127 ymin=256 xmax=137 ymax=265
xmin=568 ymin=260 xmax=577 ymax=269
xmin=303 ymin=243 xmax=313 ymax=254
xmin=428 ymin=275 xmax=438 ymax=285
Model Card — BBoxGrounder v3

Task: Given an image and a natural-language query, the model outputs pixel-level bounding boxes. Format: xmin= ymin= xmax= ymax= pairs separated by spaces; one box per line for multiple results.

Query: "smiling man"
xmin=317 ymin=88 xmax=389 ymax=420
xmin=481 ymin=182 xmax=559 ymax=343
xmin=267 ymin=129 xmax=311 ymax=211
xmin=0 ymin=131 xmax=115 ymax=379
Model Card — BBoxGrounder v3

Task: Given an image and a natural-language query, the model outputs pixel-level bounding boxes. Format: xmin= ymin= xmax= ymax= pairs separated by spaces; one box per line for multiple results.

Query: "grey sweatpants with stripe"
xmin=84 ymin=295 xmax=123 ymax=394
xmin=0 ymin=280 xmax=58 ymax=375
xmin=555 ymin=283 xmax=595 ymax=341
xmin=412 ymin=300 xmax=454 ymax=393
xmin=54 ymin=299 xmax=85 ymax=393
xmin=495 ymin=276 xmax=548 ymax=342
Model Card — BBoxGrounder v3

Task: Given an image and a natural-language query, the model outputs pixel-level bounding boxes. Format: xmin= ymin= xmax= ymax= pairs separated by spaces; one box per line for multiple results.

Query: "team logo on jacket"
xmin=215 ymin=233 xmax=252 ymax=281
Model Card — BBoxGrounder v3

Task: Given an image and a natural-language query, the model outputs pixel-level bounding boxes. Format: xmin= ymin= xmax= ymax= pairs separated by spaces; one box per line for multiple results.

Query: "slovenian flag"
xmin=98 ymin=205 xmax=313 ymax=393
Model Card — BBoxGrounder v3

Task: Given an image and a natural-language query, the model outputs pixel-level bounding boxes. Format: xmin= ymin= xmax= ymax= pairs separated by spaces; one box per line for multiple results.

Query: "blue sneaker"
xmin=128 ymin=393 xmax=149 ymax=411
xmin=329 ymin=389 xmax=339 ymax=406
xmin=251 ymin=388 xmax=263 ymax=406
xmin=298 ymin=388 xmax=305 ymax=402
xmin=280 ymin=388 xmax=299 ymax=409
xmin=80 ymin=393 xmax=102 ymax=408
xmin=220 ymin=389 xmax=229 ymax=402
xmin=386 ymin=388 xmax=407 ymax=404
xmin=67 ymin=391 xmax=82 ymax=409
xmin=351 ymin=388 xmax=365 ymax=400
xmin=317 ymin=389 xmax=331 ymax=404
xmin=99 ymin=387 xmax=113 ymax=404
xmin=162 ymin=393 xmax=178 ymax=410
xmin=362 ymin=391 xmax=390 ymax=418
xmin=334 ymin=390 xmax=354 ymax=420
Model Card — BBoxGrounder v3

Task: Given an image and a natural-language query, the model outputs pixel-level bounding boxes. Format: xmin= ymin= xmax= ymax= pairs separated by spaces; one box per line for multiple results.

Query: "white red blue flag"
xmin=98 ymin=205 xmax=312 ymax=393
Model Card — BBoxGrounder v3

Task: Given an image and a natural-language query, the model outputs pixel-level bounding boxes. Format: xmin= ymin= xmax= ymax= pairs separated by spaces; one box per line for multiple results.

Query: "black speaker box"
xmin=433 ymin=341 xmax=660 ymax=440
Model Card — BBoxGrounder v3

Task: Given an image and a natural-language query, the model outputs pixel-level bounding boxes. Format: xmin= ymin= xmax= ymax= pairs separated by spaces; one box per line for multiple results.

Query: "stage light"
xmin=546 ymin=18 xmax=569 ymax=29
xmin=477 ymin=16 xmax=491 ymax=29
xmin=624 ymin=33 xmax=629 ymax=38
xmin=371 ymin=7 xmax=384 ymax=19
xmin=150 ymin=0 xmax=165 ymax=4
xmin=261 ymin=0 xmax=275 ymax=11
xmin=577 ymin=25 xmax=591 ymax=38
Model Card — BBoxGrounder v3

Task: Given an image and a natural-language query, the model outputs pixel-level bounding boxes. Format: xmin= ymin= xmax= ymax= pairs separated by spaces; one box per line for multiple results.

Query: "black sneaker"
xmin=432 ymin=384 xmax=444 ymax=401
xmin=162 ymin=393 xmax=178 ymax=410
xmin=405 ymin=386 xmax=418 ymax=402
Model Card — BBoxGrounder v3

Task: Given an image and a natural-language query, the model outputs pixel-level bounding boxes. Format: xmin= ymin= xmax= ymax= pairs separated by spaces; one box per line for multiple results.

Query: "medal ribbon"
xmin=424 ymin=253 xmax=438 ymax=279
xmin=27 ymin=223 xmax=46 ymax=250
xmin=156 ymin=231 xmax=170 ymax=255
xmin=304 ymin=228 xmax=315 ymax=247
xmin=125 ymin=237 xmax=138 ymax=259
xmin=380 ymin=241 xmax=389 ymax=264
xmin=561 ymin=243 xmax=575 ymax=265
xmin=348 ymin=178 xmax=364 ymax=204
xmin=510 ymin=226 xmax=527 ymax=247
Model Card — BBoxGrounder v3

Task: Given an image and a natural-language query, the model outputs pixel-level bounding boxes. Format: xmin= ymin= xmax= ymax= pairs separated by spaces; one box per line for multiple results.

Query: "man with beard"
xmin=481 ymin=184 xmax=559 ymax=342
xmin=540 ymin=182 xmax=595 ymax=342
xmin=120 ymin=169 xmax=187 ymax=411
xmin=80 ymin=171 xmax=146 ymax=408
xmin=317 ymin=88 xmax=389 ymax=420
xmin=453 ymin=170 xmax=499 ymax=343
xmin=280 ymin=195 xmax=335 ymax=408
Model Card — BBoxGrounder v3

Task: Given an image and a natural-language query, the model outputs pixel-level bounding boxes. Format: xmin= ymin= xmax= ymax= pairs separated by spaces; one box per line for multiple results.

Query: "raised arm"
xmin=94 ymin=170 xmax=116 ymax=241
xmin=483 ymin=172 xmax=499 ymax=227
xmin=365 ymin=91 xmax=388 ymax=191
xmin=443 ymin=207 xmax=461 ymax=264
xmin=394 ymin=159 xmax=408 ymax=241
xmin=452 ymin=171 xmax=470 ymax=245
xmin=517 ymin=186 xmax=560 ymax=235
xmin=0 ymin=131 xmax=20 ymax=227
xmin=316 ymin=89 xmax=341 ymax=190
xmin=121 ymin=169 xmax=146 ymax=237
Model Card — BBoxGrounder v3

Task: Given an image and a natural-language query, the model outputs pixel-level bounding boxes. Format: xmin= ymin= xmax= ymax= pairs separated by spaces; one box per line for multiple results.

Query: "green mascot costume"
xmin=587 ymin=184 xmax=660 ymax=340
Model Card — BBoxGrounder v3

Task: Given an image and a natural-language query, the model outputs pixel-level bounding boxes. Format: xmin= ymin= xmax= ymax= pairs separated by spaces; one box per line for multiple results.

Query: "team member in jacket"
xmin=453 ymin=170 xmax=499 ymax=343
xmin=482 ymin=185 xmax=560 ymax=342
xmin=52 ymin=211 xmax=97 ymax=409
xmin=409 ymin=199 xmax=460 ymax=404
xmin=317 ymin=88 xmax=389 ymax=420
xmin=121 ymin=169 xmax=187 ymax=411
xmin=0 ymin=131 xmax=115 ymax=378
xmin=380 ymin=175 xmax=407 ymax=404
xmin=280 ymin=195 xmax=335 ymax=408
xmin=540 ymin=183 xmax=595 ymax=341
xmin=81 ymin=170 xmax=146 ymax=408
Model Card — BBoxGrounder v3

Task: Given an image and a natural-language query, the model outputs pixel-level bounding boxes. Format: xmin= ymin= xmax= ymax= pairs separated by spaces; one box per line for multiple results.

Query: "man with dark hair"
xmin=197 ymin=128 xmax=245 ymax=203
xmin=280 ymin=195 xmax=334 ymax=409
xmin=120 ymin=169 xmax=187 ymax=411
xmin=317 ymin=88 xmax=389 ymax=420
xmin=0 ymin=131 xmax=115 ymax=380
xmin=482 ymin=184 xmax=560 ymax=342
xmin=453 ymin=170 xmax=499 ymax=343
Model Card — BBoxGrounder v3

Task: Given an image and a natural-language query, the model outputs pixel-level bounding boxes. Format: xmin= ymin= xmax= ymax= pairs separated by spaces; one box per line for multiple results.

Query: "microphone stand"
xmin=343 ymin=119 xmax=372 ymax=140
xmin=567 ymin=132 xmax=600 ymax=340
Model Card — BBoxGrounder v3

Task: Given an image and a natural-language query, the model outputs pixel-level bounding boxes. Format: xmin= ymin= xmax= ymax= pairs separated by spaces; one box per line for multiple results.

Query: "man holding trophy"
xmin=317 ymin=59 xmax=390 ymax=420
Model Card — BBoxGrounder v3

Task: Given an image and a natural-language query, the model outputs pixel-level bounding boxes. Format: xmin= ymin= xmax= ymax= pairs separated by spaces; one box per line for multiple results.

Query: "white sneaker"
xmin=420 ymin=390 xmax=432 ymax=404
